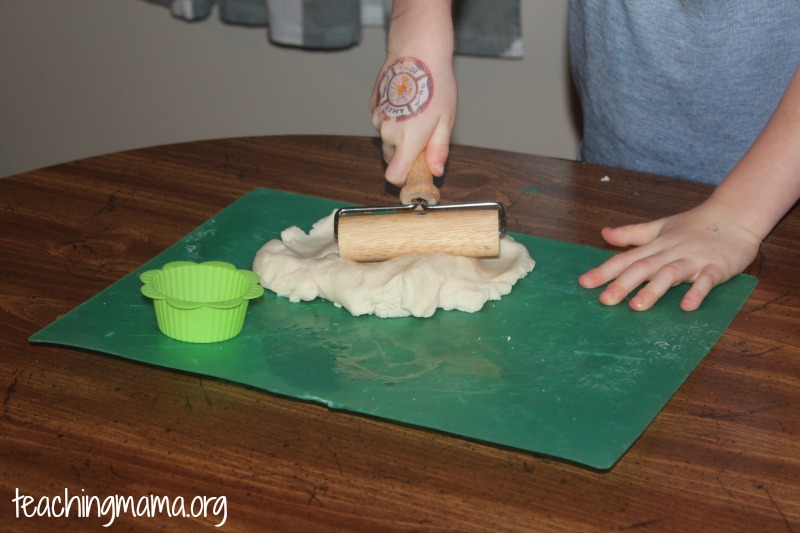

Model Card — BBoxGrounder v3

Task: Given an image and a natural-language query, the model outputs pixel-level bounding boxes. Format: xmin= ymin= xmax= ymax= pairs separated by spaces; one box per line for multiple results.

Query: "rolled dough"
xmin=252 ymin=211 xmax=535 ymax=318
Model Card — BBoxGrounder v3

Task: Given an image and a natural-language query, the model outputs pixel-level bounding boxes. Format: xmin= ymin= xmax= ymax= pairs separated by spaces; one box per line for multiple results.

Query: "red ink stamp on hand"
xmin=376 ymin=57 xmax=433 ymax=122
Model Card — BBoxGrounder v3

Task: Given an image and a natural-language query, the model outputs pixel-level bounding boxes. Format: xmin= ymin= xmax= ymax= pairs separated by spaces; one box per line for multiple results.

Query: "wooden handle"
xmin=399 ymin=152 xmax=440 ymax=206
xmin=337 ymin=209 xmax=500 ymax=262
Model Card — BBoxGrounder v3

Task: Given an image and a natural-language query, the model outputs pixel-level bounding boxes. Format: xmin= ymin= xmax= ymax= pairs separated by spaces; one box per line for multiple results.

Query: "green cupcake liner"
xmin=140 ymin=261 xmax=264 ymax=343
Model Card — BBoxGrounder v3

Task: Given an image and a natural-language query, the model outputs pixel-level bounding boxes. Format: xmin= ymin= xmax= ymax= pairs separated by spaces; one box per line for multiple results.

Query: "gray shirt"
xmin=569 ymin=0 xmax=800 ymax=184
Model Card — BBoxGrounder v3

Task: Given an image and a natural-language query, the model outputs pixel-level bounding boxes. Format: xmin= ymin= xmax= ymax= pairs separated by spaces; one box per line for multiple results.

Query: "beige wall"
xmin=0 ymin=0 xmax=579 ymax=178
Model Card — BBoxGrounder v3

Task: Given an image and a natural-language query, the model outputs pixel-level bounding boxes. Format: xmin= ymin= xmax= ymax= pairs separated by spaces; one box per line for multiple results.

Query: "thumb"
xmin=425 ymin=124 xmax=452 ymax=177
xmin=601 ymin=219 xmax=664 ymax=247
xmin=425 ymin=144 xmax=449 ymax=177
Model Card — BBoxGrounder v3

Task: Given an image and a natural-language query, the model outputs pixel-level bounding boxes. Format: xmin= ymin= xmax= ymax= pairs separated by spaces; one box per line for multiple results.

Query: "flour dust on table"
xmin=252 ymin=211 xmax=535 ymax=318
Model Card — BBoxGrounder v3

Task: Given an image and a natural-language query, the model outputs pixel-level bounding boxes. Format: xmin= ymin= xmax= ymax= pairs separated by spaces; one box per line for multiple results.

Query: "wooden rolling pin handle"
xmin=399 ymin=152 xmax=441 ymax=206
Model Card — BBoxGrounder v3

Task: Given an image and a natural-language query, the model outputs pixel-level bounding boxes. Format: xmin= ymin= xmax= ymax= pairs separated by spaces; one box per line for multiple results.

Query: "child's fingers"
xmin=593 ymin=250 xmax=686 ymax=306
xmin=578 ymin=244 xmax=659 ymax=289
xmin=627 ymin=260 xmax=695 ymax=311
xmin=384 ymin=146 xmax=418 ymax=186
xmin=680 ymin=264 xmax=727 ymax=311
xmin=594 ymin=256 xmax=665 ymax=305
xmin=580 ymin=220 xmax=669 ymax=289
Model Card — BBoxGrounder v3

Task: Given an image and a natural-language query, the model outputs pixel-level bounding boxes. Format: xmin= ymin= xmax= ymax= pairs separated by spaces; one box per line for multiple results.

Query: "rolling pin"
xmin=335 ymin=152 xmax=506 ymax=262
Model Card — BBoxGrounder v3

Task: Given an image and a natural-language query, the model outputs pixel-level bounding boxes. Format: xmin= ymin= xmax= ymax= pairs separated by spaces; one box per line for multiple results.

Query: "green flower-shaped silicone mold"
xmin=141 ymin=261 xmax=264 ymax=343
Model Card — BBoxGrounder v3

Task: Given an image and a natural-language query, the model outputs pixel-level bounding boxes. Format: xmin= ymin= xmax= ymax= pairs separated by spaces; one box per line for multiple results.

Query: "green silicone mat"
xmin=30 ymin=189 xmax=757 ymax=469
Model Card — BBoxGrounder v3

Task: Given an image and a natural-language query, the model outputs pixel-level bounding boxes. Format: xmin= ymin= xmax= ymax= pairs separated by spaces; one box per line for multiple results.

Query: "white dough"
xmin=252 ymin=211 xmax=535 ymax=318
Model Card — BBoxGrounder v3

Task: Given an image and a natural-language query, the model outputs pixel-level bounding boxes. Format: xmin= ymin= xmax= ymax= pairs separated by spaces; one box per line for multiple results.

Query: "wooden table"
xmin=2 ymin=135 xmax=798 ymax=531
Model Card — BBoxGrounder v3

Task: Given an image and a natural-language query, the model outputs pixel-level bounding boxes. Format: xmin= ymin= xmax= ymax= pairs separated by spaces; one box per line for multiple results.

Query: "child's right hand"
xmin=369 ymin=0 xmax=456 ymax=186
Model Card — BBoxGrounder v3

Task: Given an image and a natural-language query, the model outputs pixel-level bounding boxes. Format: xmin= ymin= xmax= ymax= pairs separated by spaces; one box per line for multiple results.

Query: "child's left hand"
xmin=578 ymin=198 xmax=762 ymax=311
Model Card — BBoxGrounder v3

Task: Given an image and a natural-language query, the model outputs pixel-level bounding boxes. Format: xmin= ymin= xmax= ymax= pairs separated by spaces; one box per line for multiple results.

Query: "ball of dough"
xmin=252 ymin=211 xmax=535 ymax=318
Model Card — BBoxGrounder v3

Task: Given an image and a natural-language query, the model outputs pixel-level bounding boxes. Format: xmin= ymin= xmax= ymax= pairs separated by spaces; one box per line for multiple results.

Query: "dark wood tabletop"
xmin=2 ymin=135 xmax=798 ymax=531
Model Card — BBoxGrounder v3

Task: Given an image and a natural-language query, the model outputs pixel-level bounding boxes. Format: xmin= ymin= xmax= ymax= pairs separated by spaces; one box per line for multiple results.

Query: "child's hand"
xmin=369 ymin=0 xmax=456 ymax=186
xmin=370 ymin=55 xmax=455 ymax=186
xmin=578 ymin=198 xmax=762 ymax=311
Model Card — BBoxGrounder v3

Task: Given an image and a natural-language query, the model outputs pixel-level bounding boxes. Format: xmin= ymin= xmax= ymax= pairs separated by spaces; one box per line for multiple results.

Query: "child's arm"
xmin=580 ymin=66 xmax=800 ymax=311
xmin=370 ymin=0 xmax=456 ymax=186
